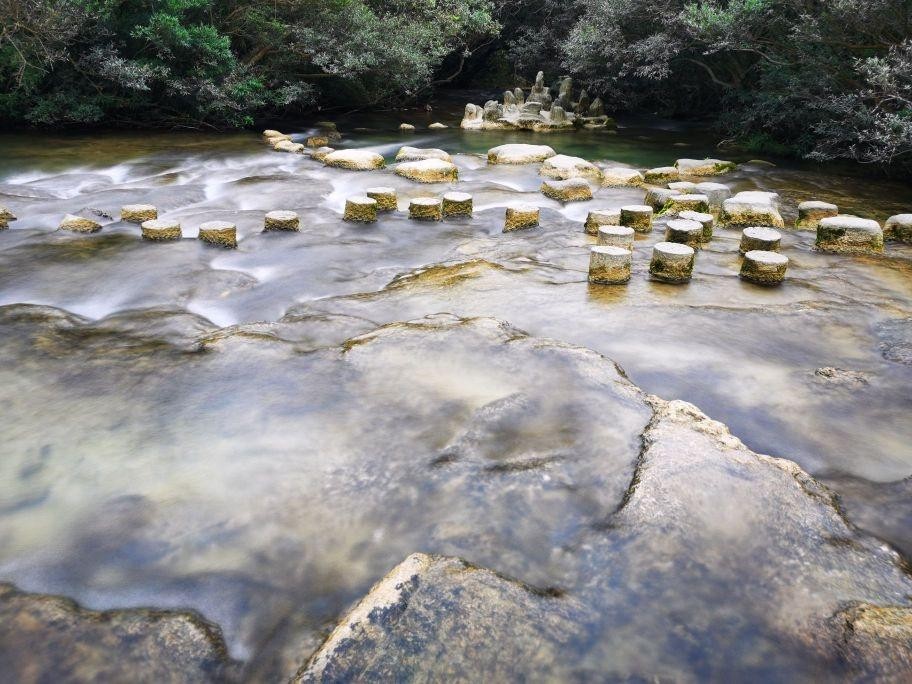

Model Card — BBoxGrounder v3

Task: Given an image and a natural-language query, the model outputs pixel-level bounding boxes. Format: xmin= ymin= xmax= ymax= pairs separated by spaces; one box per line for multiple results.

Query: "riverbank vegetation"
xmin=1 ymin=0 xmax=909 ymax=174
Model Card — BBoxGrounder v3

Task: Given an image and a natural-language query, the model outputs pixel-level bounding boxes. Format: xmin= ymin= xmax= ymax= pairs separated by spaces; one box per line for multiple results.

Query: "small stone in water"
xmin=121 ymin=204 xmax=157 ymax=223
xmin=198 ymin=221 xmax=237 ymax=248
xmin=584 ymin=208 xmax=621 ymax=236
xmin=264 ymin=210 xmax=300 ymax=232
xmin=59 ymin=214 xmax=102 ymax=233
xmin=540 ymin=178 xmax=592 ymax=202
xmin=409 ymin=197 xmax=442 ymax=221
xmin=816 ymin=216 xmax=884 ymax=254
xmin=740 ymin=227 xmax=782 ymax=254
xmin=597 ymin=226 xmax=635 ymax=249
xmin=650 ymin=242 xmax=695 ymax=283
xmin=620 ymin=205 xmax=653 ymax=233
xmin=741 ymin=250 xmax=788 ymax=285
xmin=141 ymin=219 xmax=182 ymax=241
xmin=679 ymin=210 xmax=714 ymax=242
xmin=442 ymin=192 xmax=473 ymax=218
xmin=796 ymin=201 xmax=838 ymax=229
xmin=588 ymin=245 xmax=632 ymax=285
xmin=665 ymin=219 xmax=703 ymax=248
xmin=366 ymin=187 xmax=398 ymax=212
xmin=344 ymin=196 xmax=378 ymax=223
xmin=504 ymin=204 xmax=540 ymax=232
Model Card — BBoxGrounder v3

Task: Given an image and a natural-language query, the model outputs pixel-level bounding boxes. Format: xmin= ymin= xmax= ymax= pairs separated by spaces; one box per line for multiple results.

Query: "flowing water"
xmin=1 ymin=98 xmax=912 ymax=679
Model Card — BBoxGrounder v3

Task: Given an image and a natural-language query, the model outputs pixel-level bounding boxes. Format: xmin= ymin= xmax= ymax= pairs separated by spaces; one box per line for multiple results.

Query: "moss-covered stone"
xmin=796 ymin=201 xmax=838 ymax=229
xmin=664 ymin=219 xmax=703 ymax=248
xmin=884 ymin=214 xmax=912 ymax=243
xmin=584 ymin=208 xmax=621 ymax=235
xmin=121 ymin=204 xmax=157 ymax=223
xmin=504 ymin=204 xmax=539 ymax=232
xmin=197 ymin=220 xmax=237 ymax=248
xmin=59 ymin=214 xmax=102 ymax=233
xmin=620 ymin=205 xmax=653 ymax=233
xmin=596 ymin=226 xmax=635 ymax=249
xmin=264 ymin=210 xmax=300 ymax=231
xmin=643 ymin=166 xmax=679 ymax=184
xmin=366 ymin=187 xmax=398 ymax=212
xmin=540 ymin=178 xmax=592 ymax=202
xmin=344 ymin=196 xmax=378 ymax=223
xmin=409 ymin=197 xmax=442 ymax=221
xmin=442 ymin=192 xmax=473 ymax=217
xmin=816 ymin=216 xmax=883 ymax=253
xmin=649 ymin=241 xmax=695 ymax=283
xmin=660 ymin=193 xmax=710 ymax=216
xmin=739 ymin=227 xmax=782 ymax=254
xmin=394 ymin=159 xmax=458 ymax=183
xmin=740 ymin=250 xmax=788 ymax=285
xmin=141 ymin=219 xmax=181 ymax=241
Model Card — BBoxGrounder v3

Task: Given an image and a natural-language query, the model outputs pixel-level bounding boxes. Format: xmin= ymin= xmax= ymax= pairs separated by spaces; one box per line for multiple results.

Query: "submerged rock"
xmin=322 ymin=149 xmax=385 ymax=171
xmin=394 ymin=159 xmax=458 ymax=183
xmin=0 ymin=583 xmax=239 ymax=682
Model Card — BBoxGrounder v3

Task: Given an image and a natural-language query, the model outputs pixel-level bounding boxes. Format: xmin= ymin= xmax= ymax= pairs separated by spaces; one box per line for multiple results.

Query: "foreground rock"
xmin=322 ymin=149 xmax=385 ymax=171
xmin=487 ymin=144 xmax=556 ymax=165
xmin=0 ymin=583 xmax=238 ymax=682
xmin=394 ymin=159 xmax=458 ymax=183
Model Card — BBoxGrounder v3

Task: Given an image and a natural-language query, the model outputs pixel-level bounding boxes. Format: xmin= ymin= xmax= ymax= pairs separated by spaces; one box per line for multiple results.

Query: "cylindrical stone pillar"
xmin=504 ymin=204 xmax=540 ymax=232
xmin=740 ymin=250 xmax=788 ymax=285
xmin=442 ymin=192 xmax=473 ymax=217
xmin=264 ymin=210 xmax=300 ymax=231
xmin=141 ymin=219 xmax=181 ymax=241
xmin=597 ymin=225 xmax=635 ymax=249
xmin=661 ymin=193 xmax=710 ymax=215
xmin=121 ymin=204 xmax=157 ymax=223
xmin=584 ymin=208 xmax=620 ymax=236
xmin=588 ymin=246 xmax=632 ymax=284
xmin=679 ymin=210 xmax=714 ymax=242
xmin=366 ymin=187 xmax=397 ymax=212
xmin=796 ymin=201 xmax=837 ymax=229
xmin=739 ymin=227 xmax=781 ymax=254
xmin=409 ymin=197 xmax=442 ymax=221
xmin=620 ymin=205 xmax=653 ymax=233
xmin=198 ymin=220 xmax=237 ymax=248
xmin=344 ymin=196 xmax=378 ymax=223
xmin=664 ymin=219 xmax=703 ymax=248
xmin=649 ymin=242 xmax=695 ymax=283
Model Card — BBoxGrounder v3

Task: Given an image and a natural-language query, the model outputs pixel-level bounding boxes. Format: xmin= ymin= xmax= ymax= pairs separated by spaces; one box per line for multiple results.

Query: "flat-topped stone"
xmin=540 ymin=155 xmax=602 ymax=180
xmin=540 ymin=178 xmax=592 ymax=202
xmin=323 ymin=149 xmax=385 ymax=170
xmin=721 ymin=192 xmax=784 ymax=228
xmin=408 ymin=197 xmax=442 ymax=221
xmin=59 ymin=214 xmax=102 ymax=233
xmin=344 ymin=196 xmax=378 ymax=223
xmin=676 ymin=158 xmax=737 ymax=176
xmin=442 ymin=192 xmax=473 ymax=217
xmin=394 ymin=159 xmax=458 ymax=183
xmin=487 ymin=144 xmax=556 ymax=164
xmin=584 ymin=208 xmax=621 ymax=236
xmin=665 ymin=219 xmax=704 ymax=248
xmin=816 ymin=215 xmax=884 ymax=254
xmin=668 ymin=181 xmax=697 ymax=194
xmin=273 ymin=139 xmax=305 ymax=153
xmin=365 ymin=187 xmax=397 ymax=212
xmin=597 ymin=225 xmax=635 ymax=249
xmin=796 ymin=201 xmax=838 ymax=228
xmin=661 ymin=193 xmax=710 ymax=215
xmin=740 ymin=227 xmax=782 ymax=254
xmin=643 ymin=166 xmax=679 ymax=184
xmin=121 ymin=204 xmax=157 ymax=223
xmin=262 ymin=129 xmax=284 ymax=139
xmin=310 ymin=146 xmax=335 ymax=162
xmin=140 ymin=219 xmax=181 ymax=241
xmin=601 ymin=167 xmax=644 ymax=187
xmin=504 ymin=204 xmax=540 ymax=232
xmin=620 ymin=204 xmax=653 ymax=233
xmin=650 ymin=241 xmax=696 ymax=283
xmin=395 ymin=146 xmax=452 ymax=163
xmin=264 ymin=210 xmax=300 ymax=231
xmin=741 ymin=250 xmax=788 ymax=285
xmin=679 ymin=210 xmax=714 ymax=242
xmin=197 ymin=220 xmax=237 ymax=248
xmin=884 ymin=214 xmax=912 ymax=243
xmin=644 ymin=187 xmax=678 ymax=212
xmin=588 ymin=246 xmax=632 ymax=284
xmin=694 ymin=182 xmax=732 ymax=206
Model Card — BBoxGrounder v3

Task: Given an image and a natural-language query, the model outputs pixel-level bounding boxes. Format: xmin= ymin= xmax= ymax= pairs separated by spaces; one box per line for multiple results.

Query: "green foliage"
xmin=0 ymin=0 xmax=498 ymax=128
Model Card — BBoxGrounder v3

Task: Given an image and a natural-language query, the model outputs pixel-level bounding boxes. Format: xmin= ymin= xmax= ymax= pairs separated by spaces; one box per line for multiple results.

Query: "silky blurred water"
xmin=1 ymin=103 xmax=911 ymax=678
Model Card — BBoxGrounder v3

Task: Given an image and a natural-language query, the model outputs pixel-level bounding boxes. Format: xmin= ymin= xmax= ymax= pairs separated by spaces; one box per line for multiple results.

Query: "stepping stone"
xmin=885 ymin=214 xmax=912 ymax=243
xmin=796 ymin=201 xmax=838 ymax=229
xmin=504 ymin=204 xmax=539 ymax=232
xmin=394 ymin=159 xmax=458 ymax=183
xmin=409 ymin=197 xmax=442 ymax=221
xmin=198 ymin=221 xmax=237 ymax=248
xmin=675 ymin=158 xmax=736 ymax=176
xmin=694 ymin=182 xmax=732 ymax=206
xmin=264 ymin=210 xmax=300 ymax=231
xmin=121 ymin=204 xmax=157 ymax=223
xmin=344 ymin=196 xmax=378 ymax=223
xmin=584 ymin=208 xmax=621 ymax=235
xmin=620 ymin=205 xmax=653 ymax=233
xmin=741 ymin=250 xmax=788 ymax=285
xmin=597 ymin=226 xmax=635 ymax=249
xmin=661 ymin=193 xmax=710 ymax=215
xmin=589 ymin=246 xmax=632 ymax=284
xmin=395 ymin=147 xmax=452 ymax=163
xmin=816 ymin=216 xmax=883 ymax=254
xmin=399 ymin=123 xmax=415 ymax=132
xmin=273 ymin=140 xmax=305 ymax=153
xmin=668 ymin=181 xmax=697 ymax=194
xmin=540 ymin=178 xmax=592 ymax=202
xmin=442 ymin=192 xmax=473 ymax=217
xmin=740 ymin=227 xmax=782 ymax=254
xmin=665 ymin=219 xmax=703 ymax=248
xmin=306 ymin=136 xmax=329 ymax=148
xmin=540 ymin=155 xmax=602 ymax=180
xmin=487 ymin=144 xmax=556 ymax=164
xmin=649 ymin=242 xmax=695 ymax=283
xmin=366 ymin=187 xmax=398 ymax=212
xmin=311 ymin=147 xmax=335 ymax=162
xmin=679 ymin=210 xmax=714 ymax=242
xmin=601 ymin=167 xmax=643 ymax=187
xmin=643 ymin=166 xmax=679 ymax=184
xmin=141 ymin=219 xmax=181 ymax=241
xmin=721 ymin=192 xmax=784 ymax=228
xmin=262 ymin=129 xmax=285 ymax=140
xmin=59 ymin=214 xmax=101 ymax=233
xmin=323 ymin=149 xmax=385 ymax=170
xmin=644 ymin=187 xmax=678 ymax=212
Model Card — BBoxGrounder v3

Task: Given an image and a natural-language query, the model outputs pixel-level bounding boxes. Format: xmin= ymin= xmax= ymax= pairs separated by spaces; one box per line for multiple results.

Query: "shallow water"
xmin=1 ymin=102 xmax=912 ymax=678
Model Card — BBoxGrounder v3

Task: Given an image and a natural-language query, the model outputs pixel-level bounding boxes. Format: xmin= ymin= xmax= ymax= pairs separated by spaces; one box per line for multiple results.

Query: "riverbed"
xmin=1 ymin=104 xmax=911 ymax=680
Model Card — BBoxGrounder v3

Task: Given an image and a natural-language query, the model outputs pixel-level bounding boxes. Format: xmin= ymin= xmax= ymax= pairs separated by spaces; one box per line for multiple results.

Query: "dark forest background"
xmin=2 ymin=0 xmax=910 ymax=173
